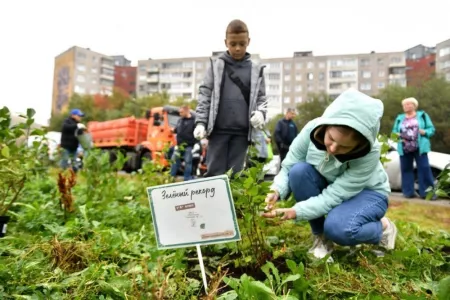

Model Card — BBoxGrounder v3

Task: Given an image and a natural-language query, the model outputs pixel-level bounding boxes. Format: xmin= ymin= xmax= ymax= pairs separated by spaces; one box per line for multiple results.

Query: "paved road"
xmin=390 ymin=192 xmax=450 ymax=207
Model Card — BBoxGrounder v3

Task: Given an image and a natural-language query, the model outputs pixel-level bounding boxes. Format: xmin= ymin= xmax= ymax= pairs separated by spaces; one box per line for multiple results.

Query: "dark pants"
xmin=289 ymin=162 xmax=388 ymax=246
xmin=204 ymin=133 xmax=249 ymax=177
xmin=400 ymin=151 xmax=435 ymax=198
xmin=279 ymin=149 xmax=289 ymax=162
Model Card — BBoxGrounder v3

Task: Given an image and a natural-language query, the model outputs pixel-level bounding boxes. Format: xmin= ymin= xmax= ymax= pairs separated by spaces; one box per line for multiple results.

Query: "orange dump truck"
xmin=87 ymin=105 xmax=182 ymax=172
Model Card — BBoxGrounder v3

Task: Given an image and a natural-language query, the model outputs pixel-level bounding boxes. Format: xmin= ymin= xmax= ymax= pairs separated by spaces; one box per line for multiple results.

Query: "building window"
xmin=377 ymin=82 xmax=385 ymax=89
xmin=77 ymin=65 xmax=86 ymax=72
xmin=76 ymin=75 xmax=85 ymax=82
xmin=284 ymin=75 xmax=291 ymax=81
xmin=91 ymin=68 xmax=98 ymax=74
xmin=295 ymin=73 xmax=302 ymax=81
xmin=269 ymin=63 xmax=281 ymax=69
xmin=362 ymin=71 xmax=371 ymax=78
xmin=283 ymin=97 xmax=290 ymax=103
xmin=268 ymin=85 xmax=280 ymax=91
xmin=378 ymin=70 xmax=385 ymax=77
xmin=439 ymin=47 xmax=450 ymax=57
xmin=284 ymin=85 xmax=291 ymax=92
xmin=390 ymin=57 xmax=402 ymax=64
xmin=196 ymin=62 xmax=204 ymax=69
xmin=307 ymin=73 xmax=314 ymax=80
xmin=295 ymin=85 xmax=302 ymax=92
xmin=74 ymin=85 xmax=85 ymax=94
xmin=360 ymin=58 xmax=370 ymax=66
xmin=307 ymin=62 xmax=314 ymax=69
xmin=318 ymin=72 xmax=325 ymax=81
xmin=284 ymin=63 xmax=291 ymax=70
xmin=377 ymin=58 xmax=384 ymax=65
xmin=318 ymin=62 xmax=325 ymax=68
xmin=268 ymin=73 xmax=280 ymax=80
xmin=295 ymin=63 xmax=303 ymax=69
xmin=295 ymin=97 xmax=302 ymax=103
xmin=360 ymin=83 xmax=371 ymax=91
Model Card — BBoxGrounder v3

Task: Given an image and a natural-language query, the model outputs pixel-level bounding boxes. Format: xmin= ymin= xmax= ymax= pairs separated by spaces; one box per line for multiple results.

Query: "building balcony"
xmin=146 ymin=76 xmax=159 ymax=83
xmin=147 ymin=67 xmax=159 ymax=73
xmin=100 ymin=73 xmax=114 ymax=81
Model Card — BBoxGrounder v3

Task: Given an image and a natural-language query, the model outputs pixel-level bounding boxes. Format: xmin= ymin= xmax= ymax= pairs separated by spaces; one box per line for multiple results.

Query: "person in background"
xmin=392 ymin=97 xmax=436 ymax=199
xmin=170 ymin=105 xmax=196 ymax=181
xmin=247 ymin=129 xmax=271 ymax=168
xmin=60 ymin=109 xmax=86 ymax=172
xmin=263 ymin=89 xmax=396 ymax=262
xmin=274 ymin=108 xmax=298 ymax=162
xmin=193 ymin=19 xmax=267 ymax=177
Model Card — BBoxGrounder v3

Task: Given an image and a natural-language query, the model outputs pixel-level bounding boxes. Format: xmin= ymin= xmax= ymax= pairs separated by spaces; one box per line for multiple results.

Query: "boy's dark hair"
xmin=226 ymin=19 xmax=249 ymax=36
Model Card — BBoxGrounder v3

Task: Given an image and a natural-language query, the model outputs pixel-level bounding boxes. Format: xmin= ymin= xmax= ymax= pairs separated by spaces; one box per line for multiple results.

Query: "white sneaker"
xmin=308 ymin=235 xmax=334 ymax=263
xmin=379 ymin=217 xmax=398 ymax=250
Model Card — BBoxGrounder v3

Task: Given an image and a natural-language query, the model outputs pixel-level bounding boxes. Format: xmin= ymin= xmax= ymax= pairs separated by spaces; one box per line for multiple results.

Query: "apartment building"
xmin=135 ymin=50 xmax=406 ymax=119
xmin=52 ymin=46 xmax=115 ymax=115
xmin=436 ymin=38 xmax=450 ymax=82
xmin=405 ymin=45 xmax=436 ymax=87
xmin=112 ymin=55 xmax=131 ymax=67
xmin=260 ymin=51 xmax=406 ymax=114
xmin=136 ymin=56 xmax=210 ymax=100
xmin=114 ymin=66 xmax=137 ymax=97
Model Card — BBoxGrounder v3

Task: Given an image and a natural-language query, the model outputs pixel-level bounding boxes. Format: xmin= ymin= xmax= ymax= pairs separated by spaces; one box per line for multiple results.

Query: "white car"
xmin=384 ymin=141 xmax=450 ymax=191
xmin=27 ymin=131 xmax=62 ymax=161
xmin=264 ymin=154 xmax=281 ymax=178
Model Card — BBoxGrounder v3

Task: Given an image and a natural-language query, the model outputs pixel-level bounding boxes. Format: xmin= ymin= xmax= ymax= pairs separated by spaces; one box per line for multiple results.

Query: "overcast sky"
xmin=1 ymin=0 xmax=449 ymax=125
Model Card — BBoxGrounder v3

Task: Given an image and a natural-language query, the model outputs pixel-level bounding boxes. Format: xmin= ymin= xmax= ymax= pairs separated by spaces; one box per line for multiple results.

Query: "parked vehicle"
xmin=384 ymin=141 xmax=450 ymax=192
xmin=87 ymin=106 xmax=206 ymax=173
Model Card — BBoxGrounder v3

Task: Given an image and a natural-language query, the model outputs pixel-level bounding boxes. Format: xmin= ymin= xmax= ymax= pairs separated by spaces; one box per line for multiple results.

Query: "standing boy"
xmin=194 ymin=19 xmax=267 ymax=177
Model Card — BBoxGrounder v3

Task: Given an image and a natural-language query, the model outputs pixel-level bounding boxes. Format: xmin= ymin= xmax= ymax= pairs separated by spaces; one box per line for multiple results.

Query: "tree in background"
xmin=48 ymin=90 xmax=198 ymax=131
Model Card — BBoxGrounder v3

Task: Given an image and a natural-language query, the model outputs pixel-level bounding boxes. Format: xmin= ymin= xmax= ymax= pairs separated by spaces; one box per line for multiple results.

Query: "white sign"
xmin=147 ymin=175 xmax=241 ymax=249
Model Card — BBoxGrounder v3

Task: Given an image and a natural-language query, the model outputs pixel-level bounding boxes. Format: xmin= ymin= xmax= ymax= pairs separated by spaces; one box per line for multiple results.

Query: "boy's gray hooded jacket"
xmin=195 ymin=52 xmax=267 ymax=141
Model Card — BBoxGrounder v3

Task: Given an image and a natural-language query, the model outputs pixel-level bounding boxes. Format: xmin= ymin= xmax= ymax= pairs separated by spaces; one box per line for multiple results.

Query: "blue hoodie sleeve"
xmin=292 ymin=147 xmax=383 ymax=221
xmin=271 ymin=120 xmax=315 ymax=199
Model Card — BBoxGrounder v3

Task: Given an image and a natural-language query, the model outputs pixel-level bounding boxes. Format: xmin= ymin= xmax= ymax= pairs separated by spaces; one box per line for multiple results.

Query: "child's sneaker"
xmin=308 ymin=235 xmax=334 ymax=263
xmin=379 ymin=217 xmax=398 ymax=250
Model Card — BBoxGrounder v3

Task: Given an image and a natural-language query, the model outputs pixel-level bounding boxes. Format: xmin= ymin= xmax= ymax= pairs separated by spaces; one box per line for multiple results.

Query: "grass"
xmin=386 ymin=199 xmax=450 ymax=231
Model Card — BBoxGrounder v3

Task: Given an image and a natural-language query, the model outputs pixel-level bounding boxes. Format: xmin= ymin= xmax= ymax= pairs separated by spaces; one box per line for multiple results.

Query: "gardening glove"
xmin=262 ymin=208 xmax=296 ymax=220
xmin=250 ymin=111 xmax=264 ymax=129
xmin=264 ymin=190 xmax=279 ymax=211
xmin=193 ymin=124 xmax=206 ymax=140
xmin=77 ymin=123 xmax=86 ymax=130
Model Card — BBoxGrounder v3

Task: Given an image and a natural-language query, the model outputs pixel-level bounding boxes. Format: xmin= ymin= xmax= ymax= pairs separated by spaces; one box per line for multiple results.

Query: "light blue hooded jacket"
xmin=271 ymin=88 xmax=391 ymax=222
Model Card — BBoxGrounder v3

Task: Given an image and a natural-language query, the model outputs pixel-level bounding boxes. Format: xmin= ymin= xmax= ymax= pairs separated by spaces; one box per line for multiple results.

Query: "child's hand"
xmin=262 ymin=208 xmax=296 ymax=220
xmin=194 ymin=124 xmax=206 ymax=139
xmin=250 ymin=111 xmax=264 ymax=129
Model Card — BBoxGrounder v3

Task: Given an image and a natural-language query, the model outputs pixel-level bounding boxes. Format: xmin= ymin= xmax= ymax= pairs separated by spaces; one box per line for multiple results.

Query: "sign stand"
xmin=196 ymin=244 xmax=208 ymax=294
xmin=147 ymin=175 xmax=241 ymax=296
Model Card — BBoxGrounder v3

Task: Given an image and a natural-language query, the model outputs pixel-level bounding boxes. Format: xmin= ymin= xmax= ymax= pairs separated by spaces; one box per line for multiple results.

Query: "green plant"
xmin=0 ymin=106 xmax=45 ymax=216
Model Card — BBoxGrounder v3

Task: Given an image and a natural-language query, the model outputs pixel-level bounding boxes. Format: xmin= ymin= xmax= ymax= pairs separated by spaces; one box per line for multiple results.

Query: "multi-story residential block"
xmin=436 ymin=38 xmax=450 ymax=82
xmin=112 ymin=55 xmax=131 ymax=67
xmin=404 ymin=45 xmax=436 ymax=87
xmin=137 ymin=56 xmax=209 ymax=100
xmin=135 ymin=50 xmax=406 ymax=119
xmin=114 ymin=66 xmax=137 ymax=97
xmin=260 ymin=51 xmax=406 ymax=114
xmin=52 ymin=46 xmax=115 ymax=115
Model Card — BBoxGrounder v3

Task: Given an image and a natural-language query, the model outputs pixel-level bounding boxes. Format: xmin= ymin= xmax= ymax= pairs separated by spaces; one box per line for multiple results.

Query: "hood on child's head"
xmin=310 ymin=88 xmax=384 ymax=162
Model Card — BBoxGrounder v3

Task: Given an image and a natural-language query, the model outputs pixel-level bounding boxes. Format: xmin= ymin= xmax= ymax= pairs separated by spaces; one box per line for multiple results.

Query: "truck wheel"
xmin=123 ymin=152 xmax=137 ymax=173
xmin=140 ymin=151 xmax=152 ymax=170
